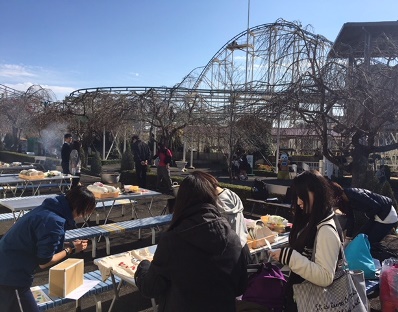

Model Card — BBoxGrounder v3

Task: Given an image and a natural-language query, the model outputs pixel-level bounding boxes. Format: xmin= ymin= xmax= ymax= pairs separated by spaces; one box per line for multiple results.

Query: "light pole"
xmin=245 ymin=0 xmax=251 ymax=89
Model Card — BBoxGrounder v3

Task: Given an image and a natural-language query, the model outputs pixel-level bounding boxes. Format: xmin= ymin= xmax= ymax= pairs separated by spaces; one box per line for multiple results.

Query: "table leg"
xmin=131 ymin=200 xmax=139 ymax=220
xmin=108 ymin=274 xmax=123 ymax=312
xmin=98 ymin=201 xmax=116 ymax=242
xmin=75 ymin=298 xmax=82 ymax=312
xmin=146 ymin=197 xmax=154 ymax=217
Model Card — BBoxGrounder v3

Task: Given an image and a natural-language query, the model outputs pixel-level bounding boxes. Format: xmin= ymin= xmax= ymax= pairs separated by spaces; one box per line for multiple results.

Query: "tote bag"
xmin=345 ymin=233 xmax=377 ymax=279
xmin=293 ymin=225 xmax=368 ymax=312
xmin=293 ymin=269 xmax=368 ymax=312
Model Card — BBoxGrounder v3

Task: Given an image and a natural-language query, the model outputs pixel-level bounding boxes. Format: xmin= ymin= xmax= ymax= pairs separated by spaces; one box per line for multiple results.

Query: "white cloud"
xmin=0 ymin=64 xmax=36 ymax=78
xmin=0 ymin=63 xmax=77 ymax=101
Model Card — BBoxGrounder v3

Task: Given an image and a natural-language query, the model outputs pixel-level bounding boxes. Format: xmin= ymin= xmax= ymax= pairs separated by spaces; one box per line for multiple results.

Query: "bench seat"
xmin=65 ymin=214 xmax=172 ymax=257
xmin=0 ymin=212 xmax=16 ymax=222
xmin=246 ymin=198 xmax=292 ymax=219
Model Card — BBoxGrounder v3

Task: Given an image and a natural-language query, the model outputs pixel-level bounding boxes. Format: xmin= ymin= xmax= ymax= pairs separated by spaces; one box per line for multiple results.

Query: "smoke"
xmin=40 ymin=122 xmax=69 ymax=157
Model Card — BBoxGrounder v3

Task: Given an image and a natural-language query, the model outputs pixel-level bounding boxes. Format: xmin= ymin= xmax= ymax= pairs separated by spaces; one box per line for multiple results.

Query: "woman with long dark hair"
xmin=269 ymin=170 xmax=343 ymax=311
xmin=134 ymin=171 xmax=248 ymax=312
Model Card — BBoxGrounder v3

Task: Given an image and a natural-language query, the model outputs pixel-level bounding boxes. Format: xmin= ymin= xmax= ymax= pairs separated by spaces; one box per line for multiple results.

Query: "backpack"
xmin=251 ymin=179 xmax=269 ymax=200
xmin=241 ymin=262 xmax=287 ymax=311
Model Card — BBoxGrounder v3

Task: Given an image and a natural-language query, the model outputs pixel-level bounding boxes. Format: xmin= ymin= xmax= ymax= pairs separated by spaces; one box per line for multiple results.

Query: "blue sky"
xmin=1 ymin=0 xmax=397 ymax=100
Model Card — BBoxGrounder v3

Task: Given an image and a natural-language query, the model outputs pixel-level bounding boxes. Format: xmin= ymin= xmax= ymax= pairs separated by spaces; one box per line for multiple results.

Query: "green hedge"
xmin=0 ymin=151 xmax=35 ymax=163
xmin=252 ymin=170 xmax=277 ymax=177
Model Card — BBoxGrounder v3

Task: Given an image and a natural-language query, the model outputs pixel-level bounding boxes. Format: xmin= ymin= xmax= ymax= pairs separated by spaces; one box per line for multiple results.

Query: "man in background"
xmin=61 ymin=133 xmax=73 ymax=174
xmin=131 ymin=135 xmax=151 ymax=188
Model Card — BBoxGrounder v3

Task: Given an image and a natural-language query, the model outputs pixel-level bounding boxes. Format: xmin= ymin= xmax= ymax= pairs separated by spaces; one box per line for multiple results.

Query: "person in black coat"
xmin=61 ymin=133 xmax=73 ymax=174
xmin=131 ymin=135 xmax=151 ymax=188
xmin=134 ymin=171 xmax=248 ymax=312
xmin=331 ymin=183 xmax=398 ymax=244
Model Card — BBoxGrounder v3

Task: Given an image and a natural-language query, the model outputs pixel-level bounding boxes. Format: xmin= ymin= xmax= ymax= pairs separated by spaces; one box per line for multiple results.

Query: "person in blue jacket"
xmin=0 ymin=186 xmax=96 ymax=312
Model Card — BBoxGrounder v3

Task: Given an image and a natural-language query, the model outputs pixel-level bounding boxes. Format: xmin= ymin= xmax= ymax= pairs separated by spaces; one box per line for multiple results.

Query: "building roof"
xmin=328 ymin=21 xmax=398 ymax=58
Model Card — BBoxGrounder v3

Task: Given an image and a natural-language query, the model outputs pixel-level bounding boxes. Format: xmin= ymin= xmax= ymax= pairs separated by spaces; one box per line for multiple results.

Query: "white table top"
xmin=0 ymin=194 xmax=56 ymax=211
xmin=95 ymin=190 xmax=162 ymax=202
xmin=94 ymin=245 xmax=157 ymax=283
xmin=0 ymin=189 xmax=162 ymax=212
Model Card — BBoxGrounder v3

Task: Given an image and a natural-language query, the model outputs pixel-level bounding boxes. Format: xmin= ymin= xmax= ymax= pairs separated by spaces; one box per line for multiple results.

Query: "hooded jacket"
xmin=217 ymin=188 xmax=248 ymax=247
xmin=0 ymin=196 xmax=75 ymax=287
xmin=135 ymin=203 xmax=247 ymax=312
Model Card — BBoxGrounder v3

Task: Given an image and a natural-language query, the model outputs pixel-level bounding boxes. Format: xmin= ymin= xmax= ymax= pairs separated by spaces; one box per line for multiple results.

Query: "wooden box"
xmin=49 ymin=258 xmax=84 ymax=297
xmin=92 ymin=191 xmax=119 ymax=199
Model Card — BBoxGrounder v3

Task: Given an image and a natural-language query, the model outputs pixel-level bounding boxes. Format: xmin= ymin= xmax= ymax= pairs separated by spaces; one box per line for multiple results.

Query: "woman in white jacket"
xmin=270 ymin=170 xmax=343 ymax=312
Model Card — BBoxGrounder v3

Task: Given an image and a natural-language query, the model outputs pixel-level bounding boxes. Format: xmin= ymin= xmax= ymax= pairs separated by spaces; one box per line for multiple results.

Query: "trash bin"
xmin=172 ymin=182 xmax=179 ymax=197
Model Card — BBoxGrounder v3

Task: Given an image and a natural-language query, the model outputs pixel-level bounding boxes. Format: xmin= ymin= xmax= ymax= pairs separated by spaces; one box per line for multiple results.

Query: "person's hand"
xmin=269 ymin=249 xmax=281 ymax=262
xmin=343 ymin=237 xmax=352 ymax=248
xmin=73 ymin=239 xmax=88 ymax=253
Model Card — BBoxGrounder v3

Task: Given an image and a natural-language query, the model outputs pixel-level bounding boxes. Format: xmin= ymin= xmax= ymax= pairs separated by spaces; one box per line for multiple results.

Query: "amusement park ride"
xmin=2 ymin=19 xmax=398 ymax=173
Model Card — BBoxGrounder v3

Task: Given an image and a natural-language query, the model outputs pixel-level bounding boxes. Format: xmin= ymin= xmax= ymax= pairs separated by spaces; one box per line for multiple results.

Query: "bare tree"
xmin=279 ymin=30 xmax=398 ymax=186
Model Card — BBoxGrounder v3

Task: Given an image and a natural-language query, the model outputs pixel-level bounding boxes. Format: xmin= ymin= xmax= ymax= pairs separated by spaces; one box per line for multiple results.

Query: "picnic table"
xmin=0 ymin=189 xmax=162 ymax=223
xmin=0 ymin=164 xmax=34 ymax=175
xmin=0 ymin=174 xmax=77 ymax=197
xmin=94 ymin=245 xmax=158 ymax=312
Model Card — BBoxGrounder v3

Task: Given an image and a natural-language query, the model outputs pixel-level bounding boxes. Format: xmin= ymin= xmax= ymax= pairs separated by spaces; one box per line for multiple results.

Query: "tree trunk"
xmin=351 ymin=144 xmax=369 ymax=187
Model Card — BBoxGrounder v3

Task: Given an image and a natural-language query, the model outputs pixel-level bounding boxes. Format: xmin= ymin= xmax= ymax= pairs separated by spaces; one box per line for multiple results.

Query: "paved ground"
xmin=0 ymin=164 xmax=394 ymax=311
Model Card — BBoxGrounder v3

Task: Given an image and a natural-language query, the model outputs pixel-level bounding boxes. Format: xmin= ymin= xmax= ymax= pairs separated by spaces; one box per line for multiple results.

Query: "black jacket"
xmin=344 ymin=188 xmax=393 ymax=236
xmin=61 ymin=142 xmax=71 ymax=165
xmin=132 ymin=140 xmax=151 ymax=163
xmin=135 ymin=203 xmax=247 ymax=312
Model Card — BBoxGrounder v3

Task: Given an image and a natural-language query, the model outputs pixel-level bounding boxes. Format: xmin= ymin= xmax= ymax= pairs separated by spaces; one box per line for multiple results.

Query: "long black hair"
xmin=168 ymin=171 xmax=218 ymax=231
xmin=289 ymin=170 xmax=335 ymax=252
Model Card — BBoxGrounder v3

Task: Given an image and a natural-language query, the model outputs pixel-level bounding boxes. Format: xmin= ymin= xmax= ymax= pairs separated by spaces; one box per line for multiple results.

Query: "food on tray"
xmin=44 ymin=170 xmax=62 ymax=177
xmin=0 ymin=162 xmax=10 ymax=167
xmin=87 ymin=182 xmax=120 ymax=198
xmin=19 ymin=169 xmax=44 ymax=178
xmin=246 ymin=219 xmax=278 ymax=249
xmin=262 ymin=215 xmax=288 ymax=233
xmin=87 ymin=182 xmax=119 ymax=193
xmin=124 ymin=185 xmax=140 ymax=193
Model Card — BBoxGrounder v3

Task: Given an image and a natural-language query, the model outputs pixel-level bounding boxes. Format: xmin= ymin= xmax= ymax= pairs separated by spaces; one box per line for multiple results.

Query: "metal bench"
xmin=65 ymin=214 xmax=172 ymax=257
xmin=35 ymin=269 xmax=120 ymax=312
